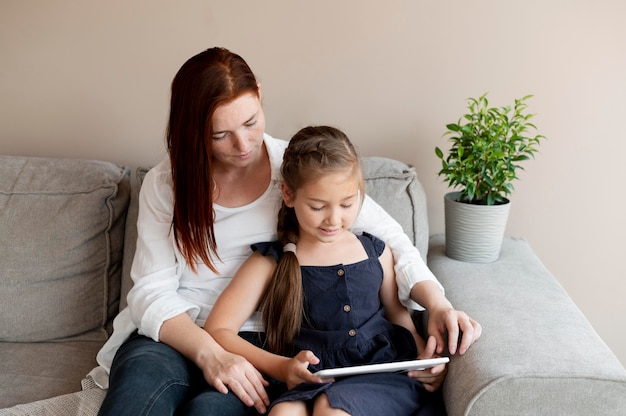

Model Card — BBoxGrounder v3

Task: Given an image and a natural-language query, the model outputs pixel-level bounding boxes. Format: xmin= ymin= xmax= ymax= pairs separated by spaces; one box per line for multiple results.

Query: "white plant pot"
xmin=444 ymin=191 xmax=511 ymax=263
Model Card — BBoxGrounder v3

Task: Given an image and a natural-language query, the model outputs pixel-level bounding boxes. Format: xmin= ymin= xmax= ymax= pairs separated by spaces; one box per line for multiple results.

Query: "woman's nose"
xmin=231 ymin=132 xmax=249 ymax=152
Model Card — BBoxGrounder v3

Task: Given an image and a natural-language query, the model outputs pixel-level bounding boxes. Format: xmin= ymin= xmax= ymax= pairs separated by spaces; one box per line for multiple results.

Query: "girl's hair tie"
xmin=283 ymin=243 xmax=296 ymax=254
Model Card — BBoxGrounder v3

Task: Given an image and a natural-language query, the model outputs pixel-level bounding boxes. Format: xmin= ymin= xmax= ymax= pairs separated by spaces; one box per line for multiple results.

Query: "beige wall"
xmin=2 ymin=1 xmax=625 ymax=365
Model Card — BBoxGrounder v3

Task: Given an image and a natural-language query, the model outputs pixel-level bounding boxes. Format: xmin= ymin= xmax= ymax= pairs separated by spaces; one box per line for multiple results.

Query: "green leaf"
xmin=435 ymin=92 xmax=546 ymax=203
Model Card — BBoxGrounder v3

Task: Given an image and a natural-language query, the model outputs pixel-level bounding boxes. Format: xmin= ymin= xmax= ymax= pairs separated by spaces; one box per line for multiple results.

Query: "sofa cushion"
xmin=0 ymin=156 xmax=130 ymax=342
xmin=0 ymin=340 xmax=104 ymax=408
xmin=362 ymin=156 xmax=429 ymax=261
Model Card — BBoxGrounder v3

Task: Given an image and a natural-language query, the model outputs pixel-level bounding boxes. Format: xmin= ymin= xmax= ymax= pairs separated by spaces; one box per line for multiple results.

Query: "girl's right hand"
xmin=282 ymin=350 xmax=325 ymax=389
xmin=201 ymin=349 xmax=270 ymax=414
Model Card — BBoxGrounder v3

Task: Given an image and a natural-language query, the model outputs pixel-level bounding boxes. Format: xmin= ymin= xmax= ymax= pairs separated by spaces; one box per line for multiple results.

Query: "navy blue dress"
xmin=253 ymin=233 xmax=427 ymax=415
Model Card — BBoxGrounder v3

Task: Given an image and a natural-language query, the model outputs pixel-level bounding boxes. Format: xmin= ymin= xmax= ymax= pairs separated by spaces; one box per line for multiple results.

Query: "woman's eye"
xmin=310 ymin=206 xmax=323 ymax=212
xmin=212 ymin=133 xmax=227 ymax=140
xmin=244 ymin=119 xmax=257 ymax=128
xmin=341 ymin=204 xmax=353 ymax=209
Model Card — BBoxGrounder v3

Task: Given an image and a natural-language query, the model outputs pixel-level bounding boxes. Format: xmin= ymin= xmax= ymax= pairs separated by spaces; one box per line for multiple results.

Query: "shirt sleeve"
xmin=351 ymin=194 xmax=444 ymax=310
xmin=126 ymin=164 xmax=201 ymax=341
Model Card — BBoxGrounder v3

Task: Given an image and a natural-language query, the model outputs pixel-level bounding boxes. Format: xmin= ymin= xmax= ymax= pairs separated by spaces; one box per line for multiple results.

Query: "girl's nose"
xmin=326 ymin=207 xmax=341 ymax=225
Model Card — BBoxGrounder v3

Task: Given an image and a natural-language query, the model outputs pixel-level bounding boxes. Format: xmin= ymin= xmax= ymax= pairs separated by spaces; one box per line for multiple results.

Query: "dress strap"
xmin=356 ymin=232 xmax=386 ymax=259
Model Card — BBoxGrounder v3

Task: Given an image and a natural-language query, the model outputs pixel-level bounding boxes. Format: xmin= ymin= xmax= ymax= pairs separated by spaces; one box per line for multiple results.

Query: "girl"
xmin=205 ymin=126 xmax=446 ymax=415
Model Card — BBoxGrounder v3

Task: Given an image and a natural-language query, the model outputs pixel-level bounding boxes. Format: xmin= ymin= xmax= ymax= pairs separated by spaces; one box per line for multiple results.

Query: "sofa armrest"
xmin=428 ymin=234 xmax=626 ymax=416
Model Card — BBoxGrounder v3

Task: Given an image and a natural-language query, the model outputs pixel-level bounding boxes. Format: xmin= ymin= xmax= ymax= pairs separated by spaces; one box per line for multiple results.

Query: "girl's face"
xmin=282 ymin=169 xmax=361 ymax=245
xmin=210 ymin=91 xmax=266 ymax=169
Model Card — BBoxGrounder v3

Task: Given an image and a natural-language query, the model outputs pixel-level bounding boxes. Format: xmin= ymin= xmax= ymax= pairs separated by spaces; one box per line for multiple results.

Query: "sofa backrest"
xmin=118 ymin=156 xmax=430 ymax=311
xmin=0 ymin=156 xmax=130 ymax=342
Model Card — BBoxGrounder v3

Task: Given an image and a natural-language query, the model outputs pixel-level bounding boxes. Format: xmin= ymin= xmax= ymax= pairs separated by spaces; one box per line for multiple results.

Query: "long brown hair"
xmin=167 ymin=47 xmax=259 ymax=273
xmin=261 ymin=126 xmax=364 ymax=355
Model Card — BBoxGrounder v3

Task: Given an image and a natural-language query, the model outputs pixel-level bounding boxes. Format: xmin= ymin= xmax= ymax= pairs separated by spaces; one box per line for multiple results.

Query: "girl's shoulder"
xmin=251 ymin=240 xmax=283 ymax=262
xmin=358 ymin=232 xmax=386 ymax=258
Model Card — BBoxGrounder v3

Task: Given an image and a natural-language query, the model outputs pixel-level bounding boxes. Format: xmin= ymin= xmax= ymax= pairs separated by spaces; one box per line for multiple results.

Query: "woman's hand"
xmin=428 ymin=305 xmax=482 ymax=355
xmin=280 ymin=350 xmax=325 ymax=389
xmin=200 ymin=349 xmax=270 ymax=414
xmin=407 ymin=336 xmax=448 ymax=392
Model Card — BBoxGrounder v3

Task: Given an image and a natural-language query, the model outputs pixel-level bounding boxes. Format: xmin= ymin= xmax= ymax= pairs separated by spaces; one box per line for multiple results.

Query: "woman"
xmin=95 ymin=47 xmax=481 ymax=416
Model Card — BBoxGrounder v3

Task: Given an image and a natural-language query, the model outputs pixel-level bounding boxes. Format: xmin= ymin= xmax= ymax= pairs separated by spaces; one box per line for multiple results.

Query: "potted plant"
xmin=435 ymin=93 xmax=544 ymax=262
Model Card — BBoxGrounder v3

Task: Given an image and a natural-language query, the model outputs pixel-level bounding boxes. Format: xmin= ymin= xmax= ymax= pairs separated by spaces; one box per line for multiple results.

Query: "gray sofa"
xmin=1 ymin=154 xmax=625 ymax=415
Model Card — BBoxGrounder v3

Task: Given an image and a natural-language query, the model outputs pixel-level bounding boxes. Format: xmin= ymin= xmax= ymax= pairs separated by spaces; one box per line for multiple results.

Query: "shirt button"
xmin=343 ymin=304 xmax=351 ymax=312
xmin=337 ymin=269 xmax=345 ymax=277
xmin=348 ymin=329 xmax=357 ymax=337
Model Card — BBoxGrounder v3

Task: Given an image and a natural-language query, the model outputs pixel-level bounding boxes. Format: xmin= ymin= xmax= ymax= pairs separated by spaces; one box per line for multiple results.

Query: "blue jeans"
xmin=98 ymin=331 xmax=270 ymax=416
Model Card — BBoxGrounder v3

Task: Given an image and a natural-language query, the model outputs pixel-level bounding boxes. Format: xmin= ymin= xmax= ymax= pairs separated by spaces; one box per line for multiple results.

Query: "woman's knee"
xmin=100 ymin=335 xmax=194 ymax=415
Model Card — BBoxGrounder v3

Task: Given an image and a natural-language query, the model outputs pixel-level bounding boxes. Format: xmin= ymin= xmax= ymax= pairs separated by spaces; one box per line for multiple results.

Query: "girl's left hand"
xmin=407 ymin=335 xmax=448 ymax=392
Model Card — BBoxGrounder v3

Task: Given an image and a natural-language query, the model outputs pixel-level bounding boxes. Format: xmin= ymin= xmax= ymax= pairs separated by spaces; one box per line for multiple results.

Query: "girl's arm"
xmin=378 ymin=246 xmax=423 ymax=349
xmin=204 ymin=252 xmax=323 ymax=388
xmin=379 ymin=246 xmax=448 ymax=392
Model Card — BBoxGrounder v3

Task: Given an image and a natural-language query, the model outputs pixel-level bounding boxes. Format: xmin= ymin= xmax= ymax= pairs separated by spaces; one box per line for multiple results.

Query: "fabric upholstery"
xmin=362 ymin=156 xmax=429 ymax=261
xmin=429 ymin=234 xmax=626 ymax=416
xmin=0 ymin=341 xmax=103 ymax=409
xmin=0 ymin=388 xmax=105 ymax=416
xmin=0 ymin=156 xmax=130 ymax=342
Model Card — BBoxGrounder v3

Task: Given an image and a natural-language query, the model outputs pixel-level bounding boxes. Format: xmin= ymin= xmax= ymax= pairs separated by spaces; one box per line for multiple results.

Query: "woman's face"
xmin=210 ymin=91 xmax=266 ymax=169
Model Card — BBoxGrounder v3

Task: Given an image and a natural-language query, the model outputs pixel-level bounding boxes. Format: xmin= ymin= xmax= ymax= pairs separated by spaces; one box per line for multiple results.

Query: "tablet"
xmin=313 ymin=357 xmax=449 ymax=378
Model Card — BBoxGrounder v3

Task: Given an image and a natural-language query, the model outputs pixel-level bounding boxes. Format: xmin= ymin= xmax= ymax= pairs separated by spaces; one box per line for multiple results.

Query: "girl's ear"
xmin=281 ymin=182 xmax=295 ymax=207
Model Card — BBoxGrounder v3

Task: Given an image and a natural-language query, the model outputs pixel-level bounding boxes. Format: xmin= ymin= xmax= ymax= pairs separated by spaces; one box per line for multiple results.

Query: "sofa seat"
xmin=0 ymin=341 xmax=104 ymax=408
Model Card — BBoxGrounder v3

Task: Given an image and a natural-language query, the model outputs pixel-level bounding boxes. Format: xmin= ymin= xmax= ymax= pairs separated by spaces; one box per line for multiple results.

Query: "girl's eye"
xmin=212 ymin=133 xmax=227 ymax=141
xmin=341 ymin=204 xmax=353 ymax=209
xmin=310 ymin=206 xmax=324 ymax=212
xmin=244 ymin=119 xmax=257 ymax=128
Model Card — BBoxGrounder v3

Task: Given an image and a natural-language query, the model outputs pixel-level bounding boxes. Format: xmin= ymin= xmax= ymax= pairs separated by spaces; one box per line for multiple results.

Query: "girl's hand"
xmin=407 ymin=335 xmax=448 ymax=392
xmin=281 ymin=350 xmax=325 ymax=389
xmin=200 ymin=349 xmax=270 ymax=414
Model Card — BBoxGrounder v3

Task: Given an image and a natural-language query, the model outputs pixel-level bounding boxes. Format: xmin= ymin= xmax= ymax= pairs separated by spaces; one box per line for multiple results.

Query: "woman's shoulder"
xmin=263 ymin=133 xmax=288 ymax=174
xmin=143 ymin=158 xmax=171 ymax=184
xmin=139 ymin=158 xmax=173 ymax=206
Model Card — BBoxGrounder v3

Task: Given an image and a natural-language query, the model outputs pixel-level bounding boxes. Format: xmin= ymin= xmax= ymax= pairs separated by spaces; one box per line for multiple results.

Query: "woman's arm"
xmin=160 ymin=314 xmax=269 ymax=412
xmin=127 ymin=164 xmax=201 ymax=341
xmin=204 ymin=252 xmax=323 ymax=388
xmin=128 ymin=164 xmax=269 ymax=412
xmin=355 ymin=195 xmax=482 ymax=355
xmin=353 ymin=194 xmax=442 ymax=309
